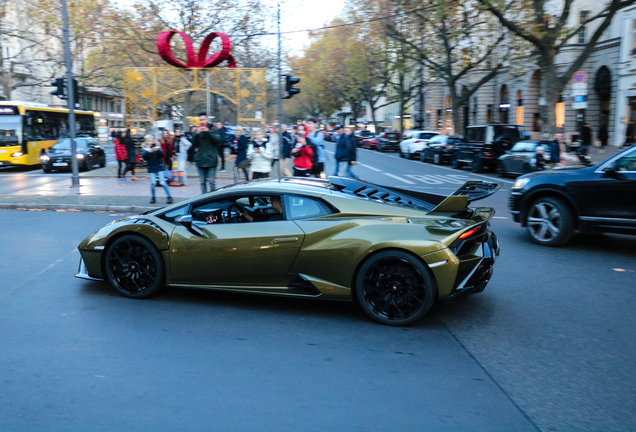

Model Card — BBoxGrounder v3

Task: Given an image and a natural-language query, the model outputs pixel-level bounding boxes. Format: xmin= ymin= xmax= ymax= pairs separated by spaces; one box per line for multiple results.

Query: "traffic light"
xmin=51 ymin=78 xmax=66 ymax=99
xmin=283 ymin=75 xmax=300 ymax=99
xmin=72 ymin=78 xmax=79 ymax=106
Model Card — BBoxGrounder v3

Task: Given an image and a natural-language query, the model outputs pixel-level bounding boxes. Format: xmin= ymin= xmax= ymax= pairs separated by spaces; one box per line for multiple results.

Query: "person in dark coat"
xmin=193 ymin=122 xmax=221 ymax=193
xmin=334 ymin=126 xmax=359 ymax=178
xmin=598 ymin=123 xmax=608 ymax=148
xmin=281 ymin=124 xmax=293 ymax=177
xmin=141 ymin=135 xmax=173 ymax=204
xmin=581 ymin=122 xmax=593 ymax=148
xmin=233 ymin=127 xmax=249 ymax=182
xmin=121 ymin=129 xmax=138 ymax=181
xmin=215 ymin=121 xmax=228 ymax=172
xmin=549 ymin=133 xmax=562 ymax=168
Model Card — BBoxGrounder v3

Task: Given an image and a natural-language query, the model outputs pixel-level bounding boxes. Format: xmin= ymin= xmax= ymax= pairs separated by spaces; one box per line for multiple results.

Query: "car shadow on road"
xmin=80 ymin=281 xmax=441 ymax=329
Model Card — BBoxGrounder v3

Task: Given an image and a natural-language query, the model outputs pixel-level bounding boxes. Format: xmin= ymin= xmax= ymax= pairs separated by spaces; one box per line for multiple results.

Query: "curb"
xmin=0 ymin=203 xmax=159 ymax=213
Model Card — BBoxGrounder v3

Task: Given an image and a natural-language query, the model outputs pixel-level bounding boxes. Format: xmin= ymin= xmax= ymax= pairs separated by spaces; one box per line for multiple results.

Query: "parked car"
xmin=76 ymin=176 xmax=501 ymax=326
xmin=497 ymin=140 xmax=551 ymax=177
xmin=421 ymin=135 xmax=466 ymax=165
xmin=452 ymin=124 xmax=525 ymax=172
xmin=399 ymin=130 xmax=439 ymax=159
xmin=363 ymin=135 xmax=380 ymax=150
xmin=40 ymin=137 xmax=106 ymax=172
xmin=354 ymin=129 xmax=375 ymax=147
xmin=376 ymin=131 xmax=402 ymax=152
xmin=509 ymin=145 xmax=636 ymax=246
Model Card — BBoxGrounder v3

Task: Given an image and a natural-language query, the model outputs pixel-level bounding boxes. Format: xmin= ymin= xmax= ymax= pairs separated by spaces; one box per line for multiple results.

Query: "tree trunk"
xmin=370 ymin=103 xmax=379 ymax=133
xmin=539 ymin=52 xmax=560 ymax=136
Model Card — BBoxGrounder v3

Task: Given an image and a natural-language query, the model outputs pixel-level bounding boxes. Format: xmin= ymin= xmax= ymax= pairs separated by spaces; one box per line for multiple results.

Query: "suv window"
xmin=612 ymin=149 xmax=636 ymax=172
xmin=494 ymin=126 xmax=523 ymax=143
xmin=418 ymin=133 xmax=437 ymax=140
xmin=285 ymin=196 xmax=331 ymax=220
xmin=511 ymin=141 xmax=538 ymax=152
xmin=465 ymin=127 xmax=486 ymax=142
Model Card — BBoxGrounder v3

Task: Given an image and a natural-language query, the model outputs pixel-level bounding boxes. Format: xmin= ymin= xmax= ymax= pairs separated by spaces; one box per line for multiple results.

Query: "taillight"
xmin=443 ymin=145 xmax=453 ymax=149
xmin=484 ymin=152 xmax=492 ymax=157
xmin=459 ymin=227 xmax=479 ymax=239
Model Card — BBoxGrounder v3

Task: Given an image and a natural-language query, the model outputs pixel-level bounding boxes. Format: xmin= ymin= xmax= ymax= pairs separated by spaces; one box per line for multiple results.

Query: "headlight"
xmin=512 ymin=178 xmax=530 ymax=190
xmin=11 ymin=151 xmax=23 ymax=157
xmin=40 ymin=155 xmax=50 ymax=162
xmin=76 ymin=154 xmax=85 ymax=159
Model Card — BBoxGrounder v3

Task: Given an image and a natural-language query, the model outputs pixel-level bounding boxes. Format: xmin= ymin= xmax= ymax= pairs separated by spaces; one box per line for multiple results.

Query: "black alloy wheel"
xmin=525 ymin=197 xmax=574 ymax=246
xmin=104 ymin=235 xmax=165 ymax=298
xmin=356 ymin=251 xmax=435 ymax=326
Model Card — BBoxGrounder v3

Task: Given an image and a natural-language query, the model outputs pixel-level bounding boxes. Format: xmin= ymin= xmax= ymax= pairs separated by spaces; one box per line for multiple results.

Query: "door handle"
xmin=272 ymin=237 xmax=299 ymax=244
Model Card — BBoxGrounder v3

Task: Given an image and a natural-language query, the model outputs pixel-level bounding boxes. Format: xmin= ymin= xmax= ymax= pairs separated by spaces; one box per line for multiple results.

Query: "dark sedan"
xmin=40 ymin=138 xmax=106 ymax=172
xmin=421 ymin=135 xmax=465 ymax=165
xmin=377 ymin=132 xmax=402 ymax=152
xmin=509 ymin=145 xmax=636 ymax=246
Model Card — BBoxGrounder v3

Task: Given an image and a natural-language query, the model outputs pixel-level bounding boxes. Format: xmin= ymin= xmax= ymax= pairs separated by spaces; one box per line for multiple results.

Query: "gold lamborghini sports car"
xmin=76 ymin=177 xmax=501 ymax=326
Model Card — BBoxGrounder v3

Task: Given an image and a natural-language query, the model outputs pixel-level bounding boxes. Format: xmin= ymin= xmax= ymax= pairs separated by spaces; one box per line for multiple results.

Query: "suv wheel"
xmin=433 ymin=153 xmax=440 ymax=165
xmin=525 ymin=197 xmax=574 ymax=246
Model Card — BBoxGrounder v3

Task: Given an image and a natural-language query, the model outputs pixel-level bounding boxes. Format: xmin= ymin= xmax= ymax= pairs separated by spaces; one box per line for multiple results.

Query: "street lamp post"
xmin=60 ymin=0 xmax=79 ymax=187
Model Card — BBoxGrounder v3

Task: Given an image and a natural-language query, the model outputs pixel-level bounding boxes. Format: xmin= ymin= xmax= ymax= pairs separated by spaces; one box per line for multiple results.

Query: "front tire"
xmin=104 ymin=235 xmax=165 ymax=298
xmin=525 ymin=197 xmax=574 ymax=246
xmin=355 ymin=251 xmax=436 ymax=326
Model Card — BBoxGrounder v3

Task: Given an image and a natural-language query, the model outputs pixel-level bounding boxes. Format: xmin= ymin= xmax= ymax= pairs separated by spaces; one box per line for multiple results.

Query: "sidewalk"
xmin=0 ymin=155 xmax=242 ymax=213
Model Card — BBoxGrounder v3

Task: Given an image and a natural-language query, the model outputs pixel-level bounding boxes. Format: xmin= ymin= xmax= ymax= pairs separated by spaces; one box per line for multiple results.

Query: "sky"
xmin=276 ymin=0 xmax=346 ymax=53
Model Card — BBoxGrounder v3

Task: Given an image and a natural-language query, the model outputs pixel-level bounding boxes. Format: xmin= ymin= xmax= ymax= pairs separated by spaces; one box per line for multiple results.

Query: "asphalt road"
xmin=0 ymin=144 xmax=634 ymax=431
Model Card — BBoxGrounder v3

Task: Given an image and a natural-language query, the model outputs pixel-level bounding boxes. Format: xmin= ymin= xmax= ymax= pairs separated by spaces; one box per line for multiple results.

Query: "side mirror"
xmin=176 ymin=214 xmax=205 ymax=236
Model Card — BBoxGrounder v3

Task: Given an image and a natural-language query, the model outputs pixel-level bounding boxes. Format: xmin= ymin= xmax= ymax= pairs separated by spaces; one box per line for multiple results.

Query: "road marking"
xmin=492 ymin=216 xmax=508 ymax=219
xmin=381 ymin=173 xmax=416 ymax=184
xmin=360 ymin=163 xmax=382 ymax=172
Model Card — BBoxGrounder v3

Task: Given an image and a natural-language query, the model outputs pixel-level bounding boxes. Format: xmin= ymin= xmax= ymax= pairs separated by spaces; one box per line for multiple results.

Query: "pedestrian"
xmin=549 ymin=133 xmax=562 ymax=168
xmin=114 ymin=131 xmax=128 ymax=181
xmin=158 ymin=130 xmax=175 ymax=171
xmin=234 ymin=126 xmax=249 ymax=182
xmin=306 ymin=118 xmax=325 ymax=177
xmin=598 ymin=123 xmax=608 ymax=148
xmin=121 ymin=129 xmax=138 ymax=181
xmin=174 ymin=128 xmax=192 ymax=185
xmin=215 ymin=121 xmax=228 ymax=172
xmin=247 ymin=128 xmax=272 ymax=179
xmin=581 ymin=122 xmax=593 ymax=148
xmin=290 ymin=124 xmax=313 ymax=177
xmin=269 ymin=125 xmax=281 ymax=178
xmin=535 ymin=145 xmax=546 ymax=171
xmin=193 ymin=118 xmax=221 ymax=193
xmin=281 ymin=124 xmax=293 ymax=177
xmin=625 ymin=122 xmax=635 ymax=147
xmin=141 ymin=134 xmax=173 ymax=204
xmin=332 ymin=125 xmax=344 ymax=143
xmin=334 ymin=126 xmax=359 ymax=178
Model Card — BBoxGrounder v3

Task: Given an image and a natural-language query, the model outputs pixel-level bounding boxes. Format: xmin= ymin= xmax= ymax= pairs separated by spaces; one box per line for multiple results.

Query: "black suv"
xmin=452 ymin=124 xmax=525 ymax=172
xmin=509 ymin=145 xmax=636 ymax=246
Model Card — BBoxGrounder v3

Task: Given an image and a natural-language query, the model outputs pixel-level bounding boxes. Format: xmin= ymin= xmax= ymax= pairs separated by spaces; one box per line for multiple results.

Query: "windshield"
xmin=511 ymin=141 xmax=538 ymax=152
xmin=386 ymin=133 xmax=399 ymax=139
xmin=0 ymin=115 xmax=22 ymax=147
xmin=418 ymin=133 xmax=437 ymax=140
xmin=51 ymin=138 xmax=89 ymax=151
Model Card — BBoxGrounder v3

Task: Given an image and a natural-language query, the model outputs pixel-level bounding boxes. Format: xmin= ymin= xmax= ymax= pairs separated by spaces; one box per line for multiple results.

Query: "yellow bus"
xmin=0 ymin=102 xmax=96 ymax=167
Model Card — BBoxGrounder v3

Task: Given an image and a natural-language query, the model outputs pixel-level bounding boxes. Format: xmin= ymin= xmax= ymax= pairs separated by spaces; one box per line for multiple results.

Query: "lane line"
xmin=381 ymin=173 xmax=416 ymax=184
xmin=360 ymin=164 xmax=382 ymax=172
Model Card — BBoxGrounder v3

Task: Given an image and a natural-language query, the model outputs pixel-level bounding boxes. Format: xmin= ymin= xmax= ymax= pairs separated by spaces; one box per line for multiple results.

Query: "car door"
xmin=573 ymin=148 xmax=636 ymax=222
xmin=169 ymin=195 xmax=305 ymax=286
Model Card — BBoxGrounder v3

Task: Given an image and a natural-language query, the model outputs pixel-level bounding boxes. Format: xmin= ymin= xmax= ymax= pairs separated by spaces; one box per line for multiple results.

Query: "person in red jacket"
xmin=158 ymin=130 xmax=174 ymax=171
xmin=114 ymin=132 xmax=128 ymax=182
xmin=290 ymin=124 xmax=314 ymax=177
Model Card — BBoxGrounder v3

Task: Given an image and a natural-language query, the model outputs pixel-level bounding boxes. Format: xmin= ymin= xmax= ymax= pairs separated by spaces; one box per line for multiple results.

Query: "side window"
xmin=613 ymin=150 xmax=636 ymax=172
xmin=160 ymin=204 xmax=189 ymax=223
xmin=285 ymin=196 xmax=331 ymax=220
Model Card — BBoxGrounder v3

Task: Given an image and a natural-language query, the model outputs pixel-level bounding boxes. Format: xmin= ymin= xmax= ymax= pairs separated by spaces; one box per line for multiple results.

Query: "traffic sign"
xmin=572 ymin=71 xmax=588 ymax=83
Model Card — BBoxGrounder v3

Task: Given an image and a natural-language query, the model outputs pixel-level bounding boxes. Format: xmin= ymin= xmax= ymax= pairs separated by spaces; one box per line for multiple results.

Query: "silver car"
xmin=497 ymin=141 xmax=550 ymax=177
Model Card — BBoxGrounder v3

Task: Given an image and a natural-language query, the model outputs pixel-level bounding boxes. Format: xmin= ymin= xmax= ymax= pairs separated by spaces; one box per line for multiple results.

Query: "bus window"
xmin=0 ymin=115 xmax=22 ymax=147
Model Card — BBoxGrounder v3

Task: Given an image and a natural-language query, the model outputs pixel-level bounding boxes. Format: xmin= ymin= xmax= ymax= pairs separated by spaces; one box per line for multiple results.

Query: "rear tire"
xmin=525 ymin=197 xmax=574 ymax=247
xmin=355 ymin=251 xmax=436 ymax=326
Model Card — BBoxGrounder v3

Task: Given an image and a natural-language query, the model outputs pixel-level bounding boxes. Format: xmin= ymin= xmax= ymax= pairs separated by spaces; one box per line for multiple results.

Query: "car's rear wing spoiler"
xmin=328 ymin=177 xmax=501 ymax=212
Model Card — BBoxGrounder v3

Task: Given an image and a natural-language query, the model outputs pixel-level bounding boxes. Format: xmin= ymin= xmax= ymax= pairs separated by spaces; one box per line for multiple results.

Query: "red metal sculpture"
xmin=157 ymin=31 xmax=237 ymax=68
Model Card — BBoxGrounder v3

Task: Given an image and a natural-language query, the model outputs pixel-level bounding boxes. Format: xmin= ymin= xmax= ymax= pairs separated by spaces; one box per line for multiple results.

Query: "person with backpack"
xmin=306 ymin=118 xmax=325 ymax=177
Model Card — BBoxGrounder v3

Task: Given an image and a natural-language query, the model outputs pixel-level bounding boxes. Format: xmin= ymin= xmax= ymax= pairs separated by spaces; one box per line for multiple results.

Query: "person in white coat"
xmin=174 ymin=129 xmax=192 ymax=185
xmin=247 ymin=129 xmax=272 ymax=179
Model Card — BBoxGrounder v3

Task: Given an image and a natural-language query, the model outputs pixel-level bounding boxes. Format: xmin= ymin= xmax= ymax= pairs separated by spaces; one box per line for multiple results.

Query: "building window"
xmin=486 ymin=105 xmax=493 ymax=124
xmin=578 ymin=11 xmax=589 ymax=44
